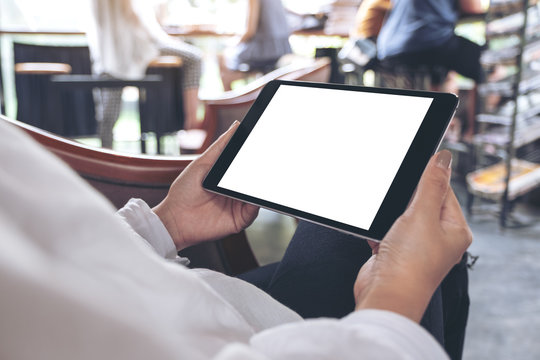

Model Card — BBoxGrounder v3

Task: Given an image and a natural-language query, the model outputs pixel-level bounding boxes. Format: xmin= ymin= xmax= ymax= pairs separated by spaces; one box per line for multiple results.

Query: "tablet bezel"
xmin=203 ymin=80 xmax=458 ymax=241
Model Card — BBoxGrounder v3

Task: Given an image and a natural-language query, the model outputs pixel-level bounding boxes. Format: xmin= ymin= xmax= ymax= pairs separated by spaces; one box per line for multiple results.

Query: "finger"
xmin=408 ymin=150 xmax=452 ymax=218
xmin=366 ymin=240 xmax=380 ymax=254
xmin=200 ymin=120 xmax=240 ymax=162
xmin=441 ymin=189 xmax=473 ymax=258
xmin=241 ymin=203 xmax=260 ymax=226
xmin=440 ymin=188 xmax=467 ymax=227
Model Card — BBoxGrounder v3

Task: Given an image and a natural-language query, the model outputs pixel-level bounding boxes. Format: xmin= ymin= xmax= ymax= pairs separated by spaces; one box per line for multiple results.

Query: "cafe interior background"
xmin=1 ymin=0 xmax=540 ymax=358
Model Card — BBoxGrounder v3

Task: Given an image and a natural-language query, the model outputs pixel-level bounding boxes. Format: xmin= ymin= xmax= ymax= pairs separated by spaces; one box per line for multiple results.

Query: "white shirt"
xmin=0 ymin=119 xmax=448 ymax=360
xmin=85 ymin=0 xmax=171 ymax=79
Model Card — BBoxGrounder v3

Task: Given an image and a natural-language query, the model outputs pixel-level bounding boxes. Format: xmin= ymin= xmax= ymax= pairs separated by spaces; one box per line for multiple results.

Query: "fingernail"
xmin=436 ymin=150 xmax=452 ymax=169
xmin=228 ymin=120 xmax=240 ymax=130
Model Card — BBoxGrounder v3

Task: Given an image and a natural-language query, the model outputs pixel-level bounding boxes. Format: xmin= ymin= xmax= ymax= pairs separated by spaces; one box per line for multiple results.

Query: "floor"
xmin=460 ymin=186 xmax=540 ymax=360
xmin=245 ymin=180 xmax=540 ymax=360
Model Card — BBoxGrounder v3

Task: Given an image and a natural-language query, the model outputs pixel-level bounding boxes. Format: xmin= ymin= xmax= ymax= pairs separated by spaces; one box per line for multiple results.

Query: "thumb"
xmin=408 ymin=150 xmax=452 ymax=218
xmin=199 ymin=120 xmax=240 ymax=163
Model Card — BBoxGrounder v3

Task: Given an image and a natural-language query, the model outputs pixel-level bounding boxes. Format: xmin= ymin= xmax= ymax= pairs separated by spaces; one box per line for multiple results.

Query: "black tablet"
xmin=203 ymin=80 xmax=458 ymax=241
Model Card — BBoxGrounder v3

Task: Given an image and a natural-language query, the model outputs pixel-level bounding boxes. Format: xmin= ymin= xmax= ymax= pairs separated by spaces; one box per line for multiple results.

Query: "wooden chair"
xmin=1 ymin=114 xmax=259 ymax=276
xmin=179 ymin=57 xmax=332 ymax=154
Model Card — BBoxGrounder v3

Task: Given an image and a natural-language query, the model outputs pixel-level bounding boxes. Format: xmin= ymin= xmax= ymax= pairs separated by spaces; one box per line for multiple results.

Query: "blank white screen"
xmin=218 ymin=85 xmax=433 ymax=230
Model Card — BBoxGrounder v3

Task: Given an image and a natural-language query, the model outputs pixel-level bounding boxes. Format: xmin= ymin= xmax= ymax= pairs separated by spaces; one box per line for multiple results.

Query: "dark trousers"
xmin=379 ymin=35 xmax=485 ymax=84
xmin=238 ymin=221 xmax=469 ymax=360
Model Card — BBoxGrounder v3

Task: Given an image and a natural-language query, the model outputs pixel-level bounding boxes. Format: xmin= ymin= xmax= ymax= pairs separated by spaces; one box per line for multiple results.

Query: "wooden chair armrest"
xmin=187 ymin=57 xmax=332 ymax=153
xmin=1 ymin=114 xmax=259 ymax=275
xmin=1 ymin=115 xmax=195 ymax=184
xmin=199 ymin=57 xmax=331 ymax=104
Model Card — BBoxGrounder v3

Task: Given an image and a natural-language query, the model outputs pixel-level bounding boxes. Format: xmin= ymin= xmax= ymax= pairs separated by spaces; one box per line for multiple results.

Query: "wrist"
xmin=153 ymin=201 xmax=185 ymax=250
xmin=355 ymin=276 xmax=436 ymax=323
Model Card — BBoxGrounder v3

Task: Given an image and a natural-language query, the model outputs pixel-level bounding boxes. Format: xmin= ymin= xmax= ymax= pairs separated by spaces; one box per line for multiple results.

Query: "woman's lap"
xmin=238 ymin=221 xmax=451 ymax=348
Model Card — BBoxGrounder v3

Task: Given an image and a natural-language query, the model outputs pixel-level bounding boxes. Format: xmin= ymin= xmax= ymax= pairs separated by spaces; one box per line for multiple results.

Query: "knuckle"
xmin=426 ymin=168 xmax=449 ymax=193
xmin=457 ymin=225 xmax=473 ymax=247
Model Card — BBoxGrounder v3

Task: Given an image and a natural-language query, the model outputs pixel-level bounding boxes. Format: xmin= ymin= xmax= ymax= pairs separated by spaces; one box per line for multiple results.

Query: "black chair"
xmin=0 ymin=44 xmax=5 ymax=115
xmin=0 ymin=70 xmax=5 ymax=116
xmin=13 ymin=43 xmax=185 ymax=153
xmin=139 ymin=56 xmax=185 ymax=153
xmin=13 ymin=42 xmax=96 ymax=137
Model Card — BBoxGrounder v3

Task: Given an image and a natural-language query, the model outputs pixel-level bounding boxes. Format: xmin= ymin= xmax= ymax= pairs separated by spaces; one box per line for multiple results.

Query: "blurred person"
xmin=376 ymin=0 xmax=486 ymax=140
xmin=376 ymin=0 xmax=485 ymax=83
xmin=86 ymin=0 xmax=203 ymax=148
xmin=219 ymin=0 xmax=292 ymax=91
xmin=351 ymin=0 xmax=391 ymax=42
xmin=338 ymin=0 xmax=391 ymax=73
xmin=0 ymin=116 xmax=472 ymax=360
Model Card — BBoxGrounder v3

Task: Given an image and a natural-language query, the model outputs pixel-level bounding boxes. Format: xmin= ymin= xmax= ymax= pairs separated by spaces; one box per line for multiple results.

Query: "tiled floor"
xmin=245 ymin=181 xmax=540 ymax=360
xmin=460 ymin=186 xmax=540 ymax=360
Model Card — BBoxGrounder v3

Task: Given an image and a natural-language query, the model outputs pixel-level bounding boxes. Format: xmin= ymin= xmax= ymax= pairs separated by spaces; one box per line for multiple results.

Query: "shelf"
xmin=473 ymin=116 xmax=540 ymax=147
xmin=488 ymin=0 xmax=538 ymax=17
xmin=476 ymin=99 xmax=540 ymax=125
xmin=470 ymin=0 xmax=540 ymax=225
xmin=477 ymin=72 xmax=540 ymax=96
xmin=486 ymin=6 xmax=540 ymax=38
xmin=466 ymin=158 xmax=540 ymax=201
xmin=481 ymin=38 xmax=540 ymax=65
xmin=521 ymin=147 xmax=540 ymax=161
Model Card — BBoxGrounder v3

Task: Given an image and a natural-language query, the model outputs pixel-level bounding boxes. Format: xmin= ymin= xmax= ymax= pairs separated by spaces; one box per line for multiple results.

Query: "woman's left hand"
xmin=153 ymin=121 xmax=259 ymax=250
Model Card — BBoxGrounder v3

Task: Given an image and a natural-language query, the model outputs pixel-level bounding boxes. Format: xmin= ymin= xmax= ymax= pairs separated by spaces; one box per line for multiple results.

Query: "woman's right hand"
xmin=354 ymin=150 xmax=473 ymax=322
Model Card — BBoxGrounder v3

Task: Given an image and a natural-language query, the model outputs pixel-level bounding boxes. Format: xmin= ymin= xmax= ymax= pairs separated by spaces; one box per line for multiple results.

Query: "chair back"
xmin=13 ymin=42 xmax=96 ymax=136
xmin=139 ymin=56 xmax=185 ymax=145
xmin=197 ymin=57 xmax=332 ymax=152
xmin=0 ymin=48 xmax=5 ymax=115
xmin=1 ymin=115 xmax=258 ymax=275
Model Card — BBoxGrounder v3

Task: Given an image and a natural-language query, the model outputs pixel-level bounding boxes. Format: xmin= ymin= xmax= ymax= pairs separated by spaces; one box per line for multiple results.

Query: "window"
xmin=0 ymin=0 xmax=88 ymax=31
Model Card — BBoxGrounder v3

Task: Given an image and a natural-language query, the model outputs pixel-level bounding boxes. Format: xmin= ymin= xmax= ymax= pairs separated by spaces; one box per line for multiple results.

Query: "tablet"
xmin=203 ymin=80 xmax=458 ymax=241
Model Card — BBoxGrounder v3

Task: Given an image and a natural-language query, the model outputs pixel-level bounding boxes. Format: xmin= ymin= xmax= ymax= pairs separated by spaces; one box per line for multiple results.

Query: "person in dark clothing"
xmin=376 ymin=0 xmax=485 ymax=83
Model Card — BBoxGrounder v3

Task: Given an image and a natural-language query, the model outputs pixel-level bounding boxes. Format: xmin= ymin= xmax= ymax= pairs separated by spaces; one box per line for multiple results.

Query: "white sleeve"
xmin=116 ymin=198 xmax=189 ymax=265
xmin=214 ymin=310 xmax=449 ymax=360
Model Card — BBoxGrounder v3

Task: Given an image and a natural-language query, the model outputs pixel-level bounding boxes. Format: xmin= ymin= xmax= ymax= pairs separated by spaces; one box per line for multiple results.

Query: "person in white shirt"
xmin=86 ymin=0 xmax=203 ymax=147
xmin=0 ymin=119 xmax=471 ymax=360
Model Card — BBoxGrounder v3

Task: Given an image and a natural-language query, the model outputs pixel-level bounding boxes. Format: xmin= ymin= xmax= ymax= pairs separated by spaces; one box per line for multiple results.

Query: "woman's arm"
xmin=458 ymin=0 xmax=485 ymax=15
xmin=153 ymin=121 xmax=259 ymax=251
xmin=240 ymin=0 xmax=261 ymax=43
xmin=354 ymin=151 xmax=472 ymax=322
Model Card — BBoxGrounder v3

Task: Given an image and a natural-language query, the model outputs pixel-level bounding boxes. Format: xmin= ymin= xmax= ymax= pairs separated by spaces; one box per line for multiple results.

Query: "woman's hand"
xmin=354 ymin=150 xmax=472 ymax=322
xmin=153 ymin=121 xmax=259 ymax=250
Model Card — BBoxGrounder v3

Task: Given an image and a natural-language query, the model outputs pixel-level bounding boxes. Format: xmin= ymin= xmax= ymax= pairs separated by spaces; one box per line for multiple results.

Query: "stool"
xmin=373 ymin=64 xmax=448 ymax=90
